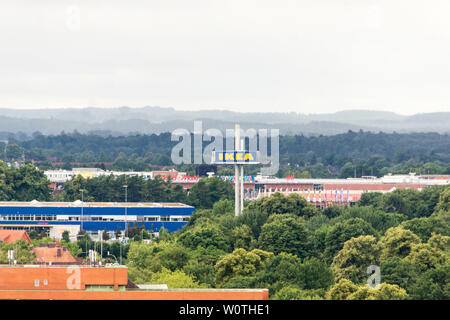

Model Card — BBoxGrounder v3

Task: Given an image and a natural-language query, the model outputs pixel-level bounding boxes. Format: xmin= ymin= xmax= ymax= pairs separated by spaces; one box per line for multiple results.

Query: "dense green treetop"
xmin=331 ymin=235 xmax=381 ymax=284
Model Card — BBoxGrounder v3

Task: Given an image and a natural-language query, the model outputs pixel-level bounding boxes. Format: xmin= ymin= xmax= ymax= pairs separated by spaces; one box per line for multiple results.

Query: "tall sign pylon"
xmin=234 ymin=124 xmax=244 ymax=216
xmin=211 ymin=124 xmax=260 ymax=216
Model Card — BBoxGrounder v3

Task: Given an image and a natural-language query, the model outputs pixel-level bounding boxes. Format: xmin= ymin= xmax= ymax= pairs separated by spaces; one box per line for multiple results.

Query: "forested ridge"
xmin=3 ymin=130 xmax=450 ymax=177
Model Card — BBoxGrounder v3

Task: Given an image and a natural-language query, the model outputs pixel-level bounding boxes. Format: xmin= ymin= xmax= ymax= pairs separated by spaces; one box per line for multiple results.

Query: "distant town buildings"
xmin=251 ymin=173 xmax=450 ymax=207
xmin=45 ymin=168 xmax=450 ymax=207
xmin=44 ymin=168 xmax=179 ymax=184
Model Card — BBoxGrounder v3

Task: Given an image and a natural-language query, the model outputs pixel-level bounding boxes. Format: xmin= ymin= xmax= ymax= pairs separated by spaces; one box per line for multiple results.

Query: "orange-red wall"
xmin=0 ymin=266 xmax=127 ymax=291
xmin=0 ymin=289 xmax=269 ymax=300
xmin=0 ymin=266 xmax=269 ymax=300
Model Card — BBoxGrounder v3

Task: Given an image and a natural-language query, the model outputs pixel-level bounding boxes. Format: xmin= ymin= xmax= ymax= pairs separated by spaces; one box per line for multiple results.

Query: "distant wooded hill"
xmin=2 ymin=130 xmax=449 ymax=177
xmin=0 ymin=106 xmax=449 ymax=137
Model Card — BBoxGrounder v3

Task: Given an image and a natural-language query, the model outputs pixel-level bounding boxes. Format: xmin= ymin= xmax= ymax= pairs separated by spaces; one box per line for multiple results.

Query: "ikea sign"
xmin=213 ymin=151 xmax=259 ymax=164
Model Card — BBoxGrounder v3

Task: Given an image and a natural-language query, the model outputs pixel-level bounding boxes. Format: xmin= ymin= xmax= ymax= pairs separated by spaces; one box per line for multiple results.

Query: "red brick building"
xmin=0 ymin=266 xmax=269 ymax=300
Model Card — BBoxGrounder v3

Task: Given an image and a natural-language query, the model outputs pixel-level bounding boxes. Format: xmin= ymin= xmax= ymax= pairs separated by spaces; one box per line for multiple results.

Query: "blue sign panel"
xmin=214 ymin=151 xmax=258 ymax=164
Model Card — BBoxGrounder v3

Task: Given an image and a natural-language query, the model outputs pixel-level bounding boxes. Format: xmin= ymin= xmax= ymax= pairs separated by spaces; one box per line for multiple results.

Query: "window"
xmin=160 ymin=216 xmax=170 ymax=222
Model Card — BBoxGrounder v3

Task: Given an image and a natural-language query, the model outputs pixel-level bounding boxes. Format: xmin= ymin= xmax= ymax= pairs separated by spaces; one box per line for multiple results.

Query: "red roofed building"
xmin=32 ymin=243 xmax=77 ymax=264
xmin=0 ymin=230 xmax=32 ymax=244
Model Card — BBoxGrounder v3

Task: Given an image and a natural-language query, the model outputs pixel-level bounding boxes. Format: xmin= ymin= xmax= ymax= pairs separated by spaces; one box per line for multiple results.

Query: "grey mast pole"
xmin=240 ymin=138 xmax=244 ymax=213
xmin=235 ymin=124 xmax=240 ymax=216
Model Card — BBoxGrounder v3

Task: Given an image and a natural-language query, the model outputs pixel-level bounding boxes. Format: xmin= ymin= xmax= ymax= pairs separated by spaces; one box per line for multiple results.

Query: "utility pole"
xmin=120 ymin=239 xmax=122 ymax=265
xmin=99 ymin=229 xmax=103 ymax=264
xmin=123 ymin=185 xmax=128 ymax=238
xmin=79 ymin=189 xmax=84 ymax=231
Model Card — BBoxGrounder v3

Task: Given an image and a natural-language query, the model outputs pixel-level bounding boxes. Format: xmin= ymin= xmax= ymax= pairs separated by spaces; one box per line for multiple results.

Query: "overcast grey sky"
xmin=1 ymin=0 xmax=450 ymax=114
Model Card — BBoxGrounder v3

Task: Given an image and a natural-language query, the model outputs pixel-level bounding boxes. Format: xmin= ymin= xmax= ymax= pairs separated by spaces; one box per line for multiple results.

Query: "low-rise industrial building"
xmin=0 ymin=201 xmax=194 ymax=240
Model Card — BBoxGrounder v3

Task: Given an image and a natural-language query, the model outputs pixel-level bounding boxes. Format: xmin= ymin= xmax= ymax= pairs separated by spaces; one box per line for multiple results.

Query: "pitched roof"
xmin=0 ymin=230 xmax=32 ymax=244
xmin=32 ymin=244 xmax=77 ymax=263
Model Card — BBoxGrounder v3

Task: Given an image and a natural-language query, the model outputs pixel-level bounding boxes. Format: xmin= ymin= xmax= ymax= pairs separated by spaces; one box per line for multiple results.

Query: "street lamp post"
xmin=75 ymin=234 xmax=90 ymax=265
xmin=99 ymin=229 xmax=103 ymax=261
xmin=120 ymin=239 xmax=122 ymax=265
xmin=76 ymin=251 xmax=88 ymax=264
xmin=106 ymin=251 xmax=118 ymax=265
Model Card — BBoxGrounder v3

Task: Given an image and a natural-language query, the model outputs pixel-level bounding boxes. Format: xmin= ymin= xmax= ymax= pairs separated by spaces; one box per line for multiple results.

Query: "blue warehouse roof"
xmin=0 ymin=201 xmax=195 ymax=216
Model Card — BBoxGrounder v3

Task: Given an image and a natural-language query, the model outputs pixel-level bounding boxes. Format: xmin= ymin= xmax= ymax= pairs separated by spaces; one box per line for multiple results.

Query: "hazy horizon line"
xmin=1 ymin=105 xmax=448 ymax=117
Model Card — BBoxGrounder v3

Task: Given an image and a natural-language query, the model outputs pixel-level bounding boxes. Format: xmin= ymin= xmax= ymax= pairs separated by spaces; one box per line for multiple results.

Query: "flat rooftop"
xmin=0 ymin=201 xmax=193 ymax=208
xmin=0 ymin=264 xmax=127 ymax=268
xmin=256 ymin=178 xmax=444 ymax=184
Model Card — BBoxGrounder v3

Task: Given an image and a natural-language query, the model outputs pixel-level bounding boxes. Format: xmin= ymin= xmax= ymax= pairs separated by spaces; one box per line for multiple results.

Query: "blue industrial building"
xmin=0 ymin=201 xmax=194 ymax=239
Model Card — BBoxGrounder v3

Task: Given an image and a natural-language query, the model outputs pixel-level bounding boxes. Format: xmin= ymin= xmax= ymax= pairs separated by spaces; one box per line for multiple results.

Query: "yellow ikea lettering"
xmin=244 ymin=153 xmax=254 ymax=161
xmin=224 ymin=153 xmax=234 ymax=160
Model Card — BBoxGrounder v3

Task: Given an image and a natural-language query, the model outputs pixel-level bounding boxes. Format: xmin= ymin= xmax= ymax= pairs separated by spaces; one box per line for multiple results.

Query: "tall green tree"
xmin=324 ymin=218 xmax=377 ymax=263
xmin=331 ymin=235 xmax=381 ymax=284
xmin=12 ymin=163 xmax=52 ymax=201
xmin=379 ymin=227 xmax=421 ymax=260
xmin=215 ymin=248 xmax=273 ymax=285
xmin=187 ymin=177 xmax=234 ymax=209
xmin=258 ymin=214 xmax=311 ymax=259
